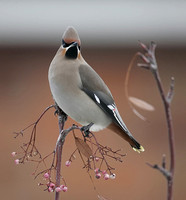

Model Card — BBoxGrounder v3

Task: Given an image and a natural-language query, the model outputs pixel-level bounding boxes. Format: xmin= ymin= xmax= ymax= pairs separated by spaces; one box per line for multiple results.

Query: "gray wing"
xmin=79 ymin=64 xmax=130 ymax=134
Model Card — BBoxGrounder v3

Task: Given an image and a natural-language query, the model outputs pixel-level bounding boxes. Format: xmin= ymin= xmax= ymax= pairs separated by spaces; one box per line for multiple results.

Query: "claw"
xmin=54 ymin=109 xmax=58 ymax=116
xmin=81 ymin=122 xmax=94 ymax=137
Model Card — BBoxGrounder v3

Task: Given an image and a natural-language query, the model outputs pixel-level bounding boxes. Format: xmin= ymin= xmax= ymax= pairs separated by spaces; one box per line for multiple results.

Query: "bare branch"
xmin=166 ymin=77 xmax=175 ymax=104
xmin=13 ymin=103 xmax=126 ymax=198
xmin=146 ymin=163 xmax=171 ymax=180
xmin=138 ymin=41 xmax=175 ymax=200
xmin=162 ymin=154 xmax=166 ymax=169
xmin=54 ymin=105 xmax=68 ymax=200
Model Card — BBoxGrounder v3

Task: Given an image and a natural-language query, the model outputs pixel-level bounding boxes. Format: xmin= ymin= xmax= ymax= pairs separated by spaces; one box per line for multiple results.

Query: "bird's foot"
xmin=54 ymin=109 xmax=59 ymax=116
xmin=81 ymin=122 xmax=94 ymax=137
xmin=54 ymin=104 xmax=68 ymax=121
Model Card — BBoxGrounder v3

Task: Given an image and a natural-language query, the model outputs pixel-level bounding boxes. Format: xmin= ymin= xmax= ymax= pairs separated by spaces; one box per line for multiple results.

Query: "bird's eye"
xmin=62 ymin=39 xmax=71 ymax=48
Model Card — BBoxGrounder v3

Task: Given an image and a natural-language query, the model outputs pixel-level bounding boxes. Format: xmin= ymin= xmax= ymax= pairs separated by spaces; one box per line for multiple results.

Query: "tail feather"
xmin=130 ymin=137 xmax=145 ymax=153
xmin=108 ymin=122 xmax=145 ymax=153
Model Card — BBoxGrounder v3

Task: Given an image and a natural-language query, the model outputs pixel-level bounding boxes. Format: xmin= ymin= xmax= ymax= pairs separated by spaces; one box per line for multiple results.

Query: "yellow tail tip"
xmin=132 ymin=145 xmax=145 ymax=153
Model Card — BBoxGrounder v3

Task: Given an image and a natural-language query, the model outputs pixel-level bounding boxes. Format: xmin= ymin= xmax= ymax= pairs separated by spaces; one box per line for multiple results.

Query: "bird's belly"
xmin=49 ymin=79 xmax=112 ymax=132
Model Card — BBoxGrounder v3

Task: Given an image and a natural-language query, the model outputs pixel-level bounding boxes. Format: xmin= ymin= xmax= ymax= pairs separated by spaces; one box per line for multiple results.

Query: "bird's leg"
xmin=54 ymin=102 xmax=68 ymax=121
xmin=81 ymin=122 xmax=94 ymax=138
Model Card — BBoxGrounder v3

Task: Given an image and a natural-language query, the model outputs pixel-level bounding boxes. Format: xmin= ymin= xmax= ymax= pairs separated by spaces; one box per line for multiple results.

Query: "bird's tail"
xmin=129 ymin=137 xmax=145 ymax=153
xmin=108 ymin=123 xmax=145 ymax=153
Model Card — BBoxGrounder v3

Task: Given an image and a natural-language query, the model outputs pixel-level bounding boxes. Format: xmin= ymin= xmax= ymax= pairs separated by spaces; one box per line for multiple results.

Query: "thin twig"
xmin=146 ymin=162 xmax=171 ymax=180
xmin=138 ymin=41 xmax=175 ymax=200
xmin=14 ymin=103 xmax=126 ymax=197
xmin=14 ymin=105 xmax=55 ymax=164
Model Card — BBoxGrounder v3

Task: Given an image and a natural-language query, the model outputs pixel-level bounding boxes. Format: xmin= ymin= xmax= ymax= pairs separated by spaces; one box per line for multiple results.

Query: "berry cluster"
xmin=94 ymin=168 xmax=116 ymax=180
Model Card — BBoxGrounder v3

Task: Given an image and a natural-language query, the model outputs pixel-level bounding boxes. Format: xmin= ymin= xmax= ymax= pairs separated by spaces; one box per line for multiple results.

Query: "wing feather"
xmin=79 ymin=64 xmax=132 ymax=136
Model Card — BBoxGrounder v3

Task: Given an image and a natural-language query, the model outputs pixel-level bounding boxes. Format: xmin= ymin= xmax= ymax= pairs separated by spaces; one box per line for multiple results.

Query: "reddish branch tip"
xmin=138 ymin=40 xmax=148 ymax=51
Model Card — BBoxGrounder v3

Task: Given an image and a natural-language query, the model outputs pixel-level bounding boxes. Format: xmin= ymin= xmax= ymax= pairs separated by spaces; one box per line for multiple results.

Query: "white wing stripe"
xmin=94 ymin=94 xmax=100 ymax=104
xmin=107 ymin=104 xmax=115 ymax=110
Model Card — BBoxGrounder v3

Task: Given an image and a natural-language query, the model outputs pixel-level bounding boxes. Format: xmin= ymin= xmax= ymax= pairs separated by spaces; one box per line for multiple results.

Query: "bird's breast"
xmin=48 ymin=61 xmax=111 ymax=131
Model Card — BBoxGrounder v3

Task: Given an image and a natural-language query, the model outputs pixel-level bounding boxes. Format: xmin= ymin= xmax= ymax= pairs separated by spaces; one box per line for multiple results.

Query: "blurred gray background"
xmin=1 ymin=0 xmax=186 ymax=47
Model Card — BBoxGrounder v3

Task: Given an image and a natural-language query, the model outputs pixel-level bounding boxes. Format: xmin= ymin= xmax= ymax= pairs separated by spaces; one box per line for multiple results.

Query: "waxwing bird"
xmin=48 ymin=26 xmax=144 ymax=153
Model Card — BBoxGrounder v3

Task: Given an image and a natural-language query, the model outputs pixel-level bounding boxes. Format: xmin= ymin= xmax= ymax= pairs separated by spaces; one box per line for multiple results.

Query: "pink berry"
xmin=11 ymin=152 xmax=17 ymax=157
xmin=44 ymin=172 xmax=50 ymax=179
xmin=95 ymin=157 xmax=99 ymax=162
xmin=95 ymin=173 xmax=101 ymax=179
xmin=104 ymin=173 xmax=110 ymax=180
xmin=55 ymin=187 xmax=62 ymax=192
xmin=60 ymin=185 xmax=64 ymax=189
xmin=62 ymin=186 xmax=68 ymax=192
xmin=65 ymin=160 xmax=71 ymax=167
xmin=94 ymin=168 xmax=100 ymax=174
xmin=49 ymin=182 xmax=55 ymax=189
xmin=48 ymin=187 xmax=53 ymax=192
xmin=14 ymin=159 xmax=19 ymax=165
xmin=102 ymin=170 xmax=106 ymax=175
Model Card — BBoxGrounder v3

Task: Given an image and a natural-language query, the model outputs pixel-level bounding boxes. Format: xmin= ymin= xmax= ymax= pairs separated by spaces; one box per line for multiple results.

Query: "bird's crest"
xmin=62 ymin=26 xmax=81 ymax=46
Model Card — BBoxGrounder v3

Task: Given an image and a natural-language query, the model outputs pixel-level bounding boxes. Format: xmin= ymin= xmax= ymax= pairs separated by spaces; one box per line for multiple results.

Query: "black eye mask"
xmin=62 ymin=39 xmax=80 ymax=50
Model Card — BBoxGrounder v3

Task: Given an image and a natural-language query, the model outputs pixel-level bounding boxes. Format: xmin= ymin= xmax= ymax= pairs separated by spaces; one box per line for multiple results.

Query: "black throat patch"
xmin=65 ymin=45 xmax=78 ymax=59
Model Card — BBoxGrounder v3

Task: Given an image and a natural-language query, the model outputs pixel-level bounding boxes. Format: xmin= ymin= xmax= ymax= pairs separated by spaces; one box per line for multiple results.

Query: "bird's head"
xmin=61 ymin=26 xmax=81 ymax=59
